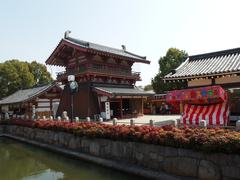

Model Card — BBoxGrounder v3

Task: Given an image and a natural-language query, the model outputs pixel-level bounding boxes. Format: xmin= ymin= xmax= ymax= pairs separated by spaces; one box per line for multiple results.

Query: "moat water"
xmin=0 ymin=138 xmax=147 ymax=180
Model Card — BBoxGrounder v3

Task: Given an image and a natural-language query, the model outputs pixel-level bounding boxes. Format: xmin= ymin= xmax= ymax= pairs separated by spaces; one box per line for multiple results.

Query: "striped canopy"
xmin=181 ymin=103 xmax=229 ymax=126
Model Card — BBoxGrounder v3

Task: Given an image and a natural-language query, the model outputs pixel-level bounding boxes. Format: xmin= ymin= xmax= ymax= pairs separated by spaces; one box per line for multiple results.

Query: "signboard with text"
xmin=105 ymin=102 xmax=110 ymax=120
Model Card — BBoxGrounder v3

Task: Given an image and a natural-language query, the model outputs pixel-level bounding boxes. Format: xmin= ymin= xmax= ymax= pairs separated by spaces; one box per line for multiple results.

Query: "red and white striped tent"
xmin=166 ymin=86 xmax=229 ymax=126
xmin=181 ymin=103 xmax=229 ymax=126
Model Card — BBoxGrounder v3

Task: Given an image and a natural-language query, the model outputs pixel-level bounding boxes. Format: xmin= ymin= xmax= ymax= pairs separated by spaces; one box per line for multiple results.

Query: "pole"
xmin=71 ymin=93 xmax=73 ymax=122
xmin=180 ymin=101 xmax=183 ymax=114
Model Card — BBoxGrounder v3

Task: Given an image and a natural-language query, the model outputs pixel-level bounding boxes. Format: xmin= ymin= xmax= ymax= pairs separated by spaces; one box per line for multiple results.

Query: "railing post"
xmin=113 ymin=118 xmax=117 ymax=125
xmin=149 ymin=119 xmax=154 ymax=126
xmin=236 ymin=120 xmax=240 ymax=131
xmin=130 ymin=119 xmax=135 ymax=126
xmin=199 ymin=120 xmax=207 ymax=128
xmin=66 ymin=116 xmax=69 ymax=122
xmin=99 ymin=117 xmax=103 ymax=123
xmin=75 ymin=117 xmax=79 ymax=122
xmin=62 ymin=111 xmax=68 ymax=121
xmin=86 ymin=117 xmax=90 ymax=122
xmin=176 ymin=118 xmax=181 ymax=127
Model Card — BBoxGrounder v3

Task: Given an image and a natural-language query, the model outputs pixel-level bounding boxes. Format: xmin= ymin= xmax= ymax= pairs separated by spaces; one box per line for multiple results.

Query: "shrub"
xmin=1 ymin=119 xmax=240 ymax=154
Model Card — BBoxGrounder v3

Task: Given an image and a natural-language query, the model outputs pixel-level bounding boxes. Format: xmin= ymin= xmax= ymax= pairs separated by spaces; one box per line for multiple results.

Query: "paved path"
xmin=104 ymin=115 xmax=181 ymax=126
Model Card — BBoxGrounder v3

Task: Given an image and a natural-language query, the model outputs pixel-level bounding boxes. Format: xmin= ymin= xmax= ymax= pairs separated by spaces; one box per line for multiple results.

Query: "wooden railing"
xmin=57 ymin=67 xmax=141 ymax=80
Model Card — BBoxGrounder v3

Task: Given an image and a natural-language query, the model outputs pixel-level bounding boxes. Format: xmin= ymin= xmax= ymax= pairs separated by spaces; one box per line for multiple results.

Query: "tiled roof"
xmin=64 ymin=37 xmax=149 ymax=63
xmin=0 ymin=84 xmax=53 ymax=105
xmin=93 ymin=85 xmax=154 ymax=97
xmin=164 ymin=47 xmax=240 ymax=79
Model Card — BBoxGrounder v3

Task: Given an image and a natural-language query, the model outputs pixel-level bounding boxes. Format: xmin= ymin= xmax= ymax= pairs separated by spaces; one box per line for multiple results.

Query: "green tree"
xmin=152 ymin=48 xmax=188 ymax=93
xmin=0 ymin=60 xmax=53 ymax=99
xmin=28 ymin=61 xmax=53 ymax=86
xmin=144 ymin=84 xmax=153 ymax=91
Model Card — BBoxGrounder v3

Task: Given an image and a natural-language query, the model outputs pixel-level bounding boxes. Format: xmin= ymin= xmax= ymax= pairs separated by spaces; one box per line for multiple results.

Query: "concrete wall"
xmin=1 ymin=125 xmax=240 ymax=179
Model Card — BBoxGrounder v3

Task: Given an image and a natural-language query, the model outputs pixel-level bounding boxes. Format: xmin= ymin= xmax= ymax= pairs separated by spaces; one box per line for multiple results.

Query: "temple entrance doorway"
xmin=122 ymin=99 xmax=131 ymax=116
xmin=110 ymin=101 xmax=121 ymax=118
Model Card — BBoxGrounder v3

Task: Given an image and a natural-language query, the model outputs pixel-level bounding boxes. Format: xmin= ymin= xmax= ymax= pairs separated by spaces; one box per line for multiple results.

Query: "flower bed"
xmin=1 ymin=119 xmax=240 ymax=154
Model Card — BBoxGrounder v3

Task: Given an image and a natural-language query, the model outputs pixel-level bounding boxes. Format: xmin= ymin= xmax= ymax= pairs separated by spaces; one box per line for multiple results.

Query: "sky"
xmin=1 ymin=0 xmax=240 ymax=86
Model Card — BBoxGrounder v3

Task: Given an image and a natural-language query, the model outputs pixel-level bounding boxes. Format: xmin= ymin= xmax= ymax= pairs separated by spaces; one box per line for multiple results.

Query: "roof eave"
xmin=86 ymin=48 xmax=150 ymax=64
xmin=113 ymin=93 xmax=153 ymax=96
xmin=45 ymin=39 xmax=88 ymax=66
xmin=164 ymin=71 xmax=240 ymax=81
xmin=47 ymin=38 xmax=151 ymax=65
xmin=45 ymin=39 xmax=64 ymax=65
xmin=93 ymin=87 xmax=113 ymax=97
xmin=0 ymin=83 xmax=61 ymax=106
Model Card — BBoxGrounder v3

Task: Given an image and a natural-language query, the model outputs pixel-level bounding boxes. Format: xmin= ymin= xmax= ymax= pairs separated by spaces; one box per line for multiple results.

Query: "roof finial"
xmin=64 ymin=30 xmax=71 ymax=39
xmin=121 ymin=45 xmax=126 ymax=51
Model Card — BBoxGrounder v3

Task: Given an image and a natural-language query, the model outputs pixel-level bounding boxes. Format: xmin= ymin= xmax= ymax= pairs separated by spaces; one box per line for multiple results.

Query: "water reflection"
xmin=0 ymin=138 xmax=146 ymax=180
xmin=23 ymin=169 xmax=64 ymax=180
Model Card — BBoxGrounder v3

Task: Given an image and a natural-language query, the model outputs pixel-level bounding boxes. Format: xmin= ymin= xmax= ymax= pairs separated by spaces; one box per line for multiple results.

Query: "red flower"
xmin=3 ymin=118 xmax=240 ymax=154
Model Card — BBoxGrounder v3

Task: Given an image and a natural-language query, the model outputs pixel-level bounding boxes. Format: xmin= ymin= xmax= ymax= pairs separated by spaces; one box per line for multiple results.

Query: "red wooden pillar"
xmin=120 ymin=97 xmax=123 ymax=119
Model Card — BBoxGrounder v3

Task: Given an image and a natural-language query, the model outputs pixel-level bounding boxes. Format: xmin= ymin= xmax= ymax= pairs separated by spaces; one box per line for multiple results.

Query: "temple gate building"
xmin=46 ymin=33 xmax=152 ymax=119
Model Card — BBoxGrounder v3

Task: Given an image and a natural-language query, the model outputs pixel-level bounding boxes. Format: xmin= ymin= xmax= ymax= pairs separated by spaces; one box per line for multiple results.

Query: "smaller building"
xmin=0 ymin=83 xmax=62 ymax=120
xmin=164 ymin=47 xmax=240 ymax=123
xmin=146 ymin=94 xmax=180 ymax=115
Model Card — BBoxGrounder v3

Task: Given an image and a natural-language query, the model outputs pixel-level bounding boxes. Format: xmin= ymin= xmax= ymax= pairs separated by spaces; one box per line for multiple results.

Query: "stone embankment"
xmin=0 ymin=125 xmax=239 ymax=180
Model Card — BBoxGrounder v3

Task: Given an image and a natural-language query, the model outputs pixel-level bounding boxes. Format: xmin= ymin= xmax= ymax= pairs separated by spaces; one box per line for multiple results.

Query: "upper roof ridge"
xmin=189 ymin=47 xmax=240 ymax=60
xmin=64 ymin=36 xmax=149 ymax=62
xmin=124 ymin=50 xmax=147 ymax=60
xmin=65 ymin=37 xmax=90 ymax=47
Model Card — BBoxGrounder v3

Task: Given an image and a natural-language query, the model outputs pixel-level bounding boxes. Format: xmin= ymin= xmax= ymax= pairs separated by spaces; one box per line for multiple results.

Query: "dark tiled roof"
xmin=64 ymin=37 xmax=149 ymax=63
xmin=93 ymin=85 xmax=154 ymax=96
xmin=164 ymin=47 xmax=240 ymax=79
xmin=0 ymin=84 xmax=53 ymax=105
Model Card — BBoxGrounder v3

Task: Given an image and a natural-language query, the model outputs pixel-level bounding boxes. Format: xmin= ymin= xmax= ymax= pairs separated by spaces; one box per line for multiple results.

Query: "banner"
xmin=166 ymin=86 xmax=227 ymax=105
